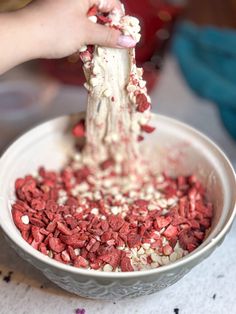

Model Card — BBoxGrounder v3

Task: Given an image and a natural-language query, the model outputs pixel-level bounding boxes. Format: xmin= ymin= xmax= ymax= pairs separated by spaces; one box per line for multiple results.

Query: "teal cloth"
xmin=172 ymin=22 xmax=236 ymax=139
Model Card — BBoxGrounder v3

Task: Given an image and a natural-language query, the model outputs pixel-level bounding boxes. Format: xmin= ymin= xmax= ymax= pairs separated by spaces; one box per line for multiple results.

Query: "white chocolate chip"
xmin=91 ymin=208 xmax=99 ymax=215
xmin=74 ymin=249 xmax=80 ymax=256
xmin=103 ymin=264 xmax=113 ymax=272
xmin=127 ymin=84 xmax=136 ymax=93
xmin=142 ymin=243 xmax=150 ymax=250
xmin=90 ymin=77 xmax=99 ymax=87
xmin=21 ymin=215 xmax=29 ymax=225
xmin=88 ymin=15 xmax=98 ymax=23
xmin=79 ymin=45 xmax=87 ymax=52
xmin=84 ymin=82 xmax=90 ymax=91
xmin=103 ymin=89 xmax=112 ymax=97
xmin=139 ymin=80 xmax=146 ymax=88
xmin=93 ymin=65 xmax=100 ymax=75
xmin=111 ymin=206 xmax=120 ymax=215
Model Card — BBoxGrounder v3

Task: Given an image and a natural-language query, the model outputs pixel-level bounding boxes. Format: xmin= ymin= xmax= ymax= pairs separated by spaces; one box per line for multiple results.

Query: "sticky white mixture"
xmin=79 ymin=8 xmax=152 ymax=172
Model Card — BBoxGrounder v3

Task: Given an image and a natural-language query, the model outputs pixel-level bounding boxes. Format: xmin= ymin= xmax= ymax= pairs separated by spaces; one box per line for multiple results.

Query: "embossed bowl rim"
xmin=0 ymin=114 xmax=235 ymax=278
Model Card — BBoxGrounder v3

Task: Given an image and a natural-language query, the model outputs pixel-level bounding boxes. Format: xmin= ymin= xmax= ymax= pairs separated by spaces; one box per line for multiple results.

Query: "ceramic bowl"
xmin=0 ymin=113 xmax=235 ymax=300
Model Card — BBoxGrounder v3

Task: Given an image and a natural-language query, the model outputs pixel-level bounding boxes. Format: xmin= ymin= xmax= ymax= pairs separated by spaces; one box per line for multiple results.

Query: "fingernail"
xmin=117 ymin=35 xmax=137 ymax=48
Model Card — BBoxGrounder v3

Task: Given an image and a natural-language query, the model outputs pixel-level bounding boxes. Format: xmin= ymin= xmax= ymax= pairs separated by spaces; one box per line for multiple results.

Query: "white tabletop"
xmin=0 ymin=56 xmax=235 ymax=314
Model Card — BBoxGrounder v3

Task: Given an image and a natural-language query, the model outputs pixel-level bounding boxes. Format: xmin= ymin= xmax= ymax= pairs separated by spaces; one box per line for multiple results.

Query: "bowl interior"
xmin=0 ymin=113 xmax=235 ymax=276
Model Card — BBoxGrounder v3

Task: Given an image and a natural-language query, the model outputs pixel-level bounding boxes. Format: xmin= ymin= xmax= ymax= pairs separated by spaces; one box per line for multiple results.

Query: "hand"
xmin=24 ymin=0 xmax=137 ymax=60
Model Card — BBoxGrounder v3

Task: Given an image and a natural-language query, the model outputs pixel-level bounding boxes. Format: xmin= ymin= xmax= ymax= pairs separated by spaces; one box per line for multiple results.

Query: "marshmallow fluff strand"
xmin=79 ymin=8 xmax=153 ymax=173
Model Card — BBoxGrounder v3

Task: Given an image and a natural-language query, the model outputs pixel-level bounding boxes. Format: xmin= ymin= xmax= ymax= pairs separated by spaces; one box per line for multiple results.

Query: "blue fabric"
xmin=172 ymin=22 xmax=236 ymax=139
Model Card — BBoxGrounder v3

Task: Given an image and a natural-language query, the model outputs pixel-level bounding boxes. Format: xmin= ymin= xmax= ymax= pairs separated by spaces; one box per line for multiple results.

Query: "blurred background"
xmin=0 ymin=0 xmax=236 ymax=166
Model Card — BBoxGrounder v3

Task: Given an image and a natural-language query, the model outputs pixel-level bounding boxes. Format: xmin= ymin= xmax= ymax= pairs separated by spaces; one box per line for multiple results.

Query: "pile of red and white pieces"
xmin=12 ymin=154 xmax=213 ymax=272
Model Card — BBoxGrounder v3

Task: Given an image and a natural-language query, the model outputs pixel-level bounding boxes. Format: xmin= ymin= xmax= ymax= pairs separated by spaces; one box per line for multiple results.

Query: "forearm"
xmin=0 ymin=0 xmax=135 ymax=75
xmin=0 ymin=10 xmax=40 ymax=74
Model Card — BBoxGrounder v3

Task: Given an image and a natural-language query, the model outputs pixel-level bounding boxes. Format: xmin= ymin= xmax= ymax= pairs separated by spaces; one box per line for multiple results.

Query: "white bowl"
xmin=0 ymin=113 xmax=235 ymax=300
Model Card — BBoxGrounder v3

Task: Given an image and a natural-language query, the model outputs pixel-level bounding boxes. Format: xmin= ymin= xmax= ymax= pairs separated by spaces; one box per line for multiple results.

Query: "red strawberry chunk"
xmin=141 ymin=125 xmax=156 ymax=133
xmin=72 ymin=120 xmax=85 ymax=138
xmin=99 ymin=249 xmax=121 ymax=268
xmin=49 ymin=237 xmax=66 ymax=253
xmin=108 ymin=215 xmax=124 ymax=231
xmin=127 ymin=233 xmax=141 ymax=248
xmin=163 ymin=225 xmax=178 ymax=238
xmin=136 ymin=93 xmax=150 ymax=112
xmin=87 ymin=5 xmax=98 ymax=16
xmin=156 ymin=216 xmax=172 ymax=229
xmin=120 ymin=257 xmax=134 ymax=272
xmin=57 ymin=221 xmax=73 ymax=236
xmin=74 ymin=256 xmax=88 ymax=268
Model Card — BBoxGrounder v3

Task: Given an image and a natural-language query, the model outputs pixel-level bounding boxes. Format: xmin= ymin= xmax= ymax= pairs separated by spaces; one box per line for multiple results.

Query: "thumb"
xmin=84 ymin=21 xmax=137 ymax=48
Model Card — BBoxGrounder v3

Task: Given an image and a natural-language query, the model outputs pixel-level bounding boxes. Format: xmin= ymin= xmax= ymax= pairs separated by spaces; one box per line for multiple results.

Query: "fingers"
xmin=87 ymin=0 xmax=122 ymax=14
xmin=84 ymin=21 xmax=136 ymax=48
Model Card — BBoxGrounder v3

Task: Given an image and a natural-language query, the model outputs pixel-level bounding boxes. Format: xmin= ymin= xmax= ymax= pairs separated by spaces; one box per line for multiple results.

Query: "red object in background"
xmin=40 ymin=1 xmax=183 ymax=91
xmin=124 ymin=0 xmax=182 ymax=62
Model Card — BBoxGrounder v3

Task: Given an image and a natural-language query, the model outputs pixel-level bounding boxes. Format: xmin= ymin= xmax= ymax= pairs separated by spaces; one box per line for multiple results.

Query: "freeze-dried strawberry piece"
xmin=136 ymin=93 xmax=150 ymax=112
xmin=15 ymin=178 xmax=25 ymax=190
xmin=57 ymin=221 xmax=73 ymax=236
xmin=87 ymin=5 xmax=98 ymax=16
xmin=100 ymin=159 xmax=114 ymax=170
xmin=21 ymin=178 xmax=37 ymax=194
xmin=12 ymin=209 xmax=30 ymax=231
xmin=72 ymin=120 xmax=86 ymax=138
xmin=12 ymin=200 xmax=29 ymax=213
xmin=87 ymin=252 xmax=96 ymax=262
xmin=150 ymin=238 xmax=162 ymax=249
xmin=186 ymin=243 xmax=197 ymax=252
xmin=120 ymin=257 xmax=134 ymax=272
xmin=137 ymin=135 xmax=144 ymax=142
xmin=60 ymin=233 xmax=88 ymax=248
xmin=75 ymin=166 xmax=91 ymax=182
xmin=32 ymin=226 xmax=44 ymax=243
xmin=119 ymin=221 xmax=130 ymax=234
xmin=45 ymin=200 xmax=58 ymax=212
xmin=49 ymin=237 xmax=66 ymax=253
xmin=46 ymin=222 xmax=57 ymax=234
xmin=99 ymin=249 xmax=121 ymax=268
xmin=86 ymin=238 xmax=97 ymax=251
xmin=127 ymin=233 xmax=141 ymax=248
xmin=171 ymin=216 xmax=187 ymax=226
xmin=196 ymin=202 xmax=213 ymax=218
xmin=90 ymin=241 xmax=100 ymax=253
xmin=108 ymin=215 xmax=124 ymax=231
xmin=194 ymin=231 xmax=205 ymax=241
xmin=90 ymin=262 xmax=100 ymax=270
xmin=134 ymin=199 xmax=149 ymax=207
xmin=65 ymin=216 xmax=78 ymax=229
xmin=54 ymin=253 xmax=65 ymax=263
xmin=163 ymin=225 xmax=178 ymax=238
xmin=163 ymin=244 xmax=173 ymax=256
xmin=61 ymin=250 xmax=71 ymax=263
xmin=80 ymin=248 xmax=89 ymax=259
xmin=74 ymin=256 xmax=88 ymax=268
xmin=39 ymin=243 xmax=48 ymax=255
xmin=31 ymin=199 xmax=46 ymax=211
xmin=101 ymin=229 xmax=113 ymax=242
xmin=67 ymin=246 xmax=77 ymax=260
xmin=39 ymin=228 xmax=50 ymax=236
xmin=189 ymin=220 xmax=200 ymax=229
xmin=179 ymin=230 xmax=198 ymax=251
xmin=200 ymin=219 xmax=211 ymax=229
xmin=155 ymin=216 xmax=172 ymax=229
xmin=97 ymin=15 xmax=112 ymax=24
xmin=30 ymin=217 xmax=46 ymax=228
xmin=140 ymin=125 xmax=156 ymax=133
xmin=101 ymin=220 xmax=109 ymax=232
